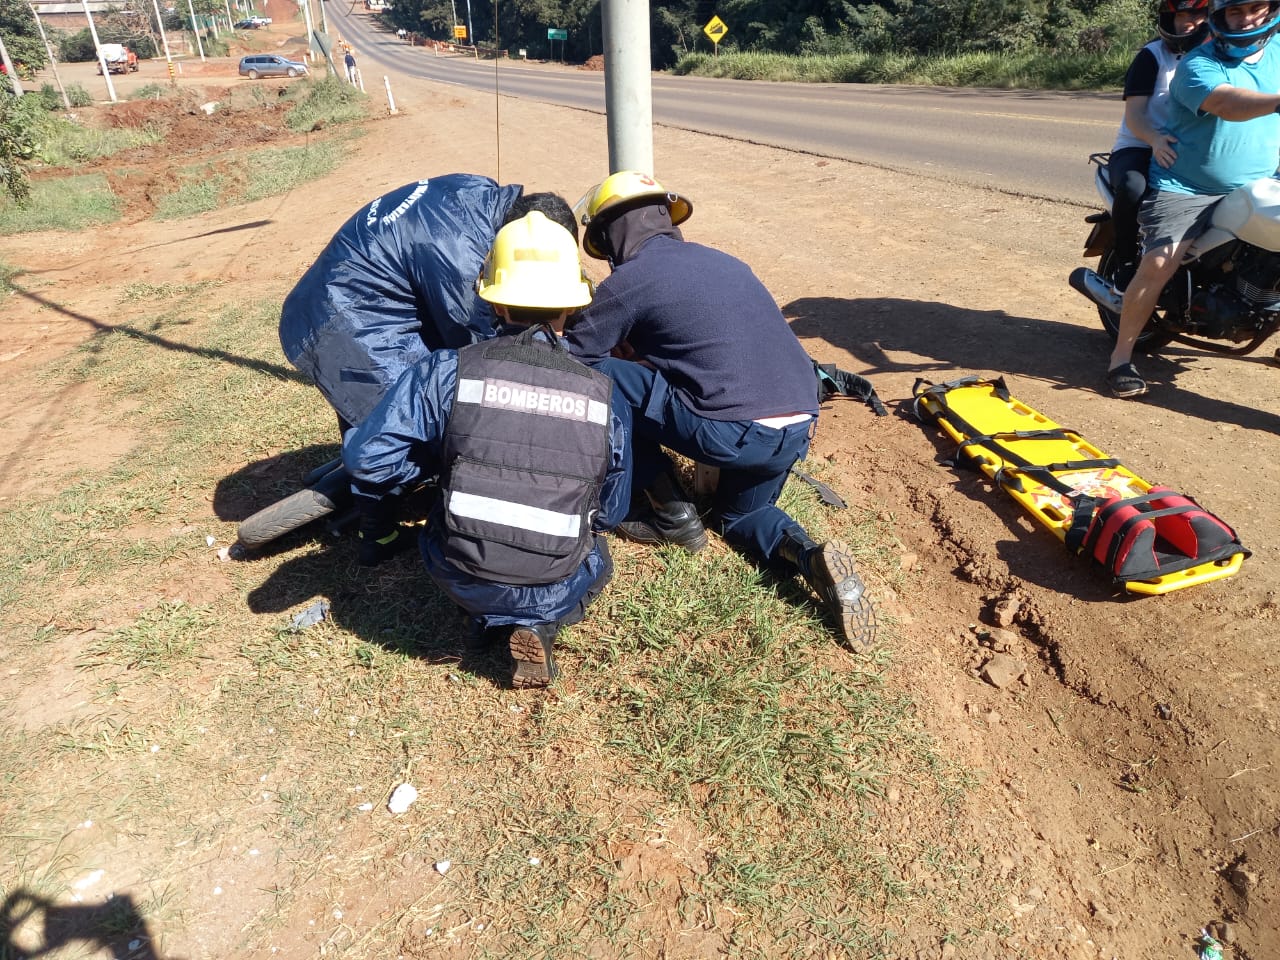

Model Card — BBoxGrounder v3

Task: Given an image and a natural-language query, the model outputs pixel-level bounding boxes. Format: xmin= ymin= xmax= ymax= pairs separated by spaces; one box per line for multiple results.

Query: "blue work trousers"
xmin=595 ymin=358 xmax=812 ymax=562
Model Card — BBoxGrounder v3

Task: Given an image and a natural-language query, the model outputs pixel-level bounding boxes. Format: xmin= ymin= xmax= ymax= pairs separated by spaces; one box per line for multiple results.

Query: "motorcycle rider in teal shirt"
xmin=1107 ymin=0 xmax=1280 ymax=398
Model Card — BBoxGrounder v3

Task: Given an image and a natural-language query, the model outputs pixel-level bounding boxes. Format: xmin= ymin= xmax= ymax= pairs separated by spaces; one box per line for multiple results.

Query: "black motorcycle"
xmin=1069 ymin=152 xmax=1280 ymax=355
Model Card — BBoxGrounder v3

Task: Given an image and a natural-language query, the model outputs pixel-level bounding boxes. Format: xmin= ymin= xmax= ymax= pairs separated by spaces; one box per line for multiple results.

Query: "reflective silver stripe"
xmin=448 ymin=491 xmax=581 ymax=538
xmin=457 ymin=378 xmax=485 ymax=404
xmin=587 ymin=399 xmax=608 ymax=425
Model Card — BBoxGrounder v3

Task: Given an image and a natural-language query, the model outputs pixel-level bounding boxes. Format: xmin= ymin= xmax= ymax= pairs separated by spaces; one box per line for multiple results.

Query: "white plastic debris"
xmin=73 ymin=869 xmax=104 ymax=891
xmin=206 ymin=535 xmax=216 ymax=547
xmin=217 ymin=546 xmax=232 ymax=562
xmin=358 ymin=802 xmax=373 ymax=812
xmin=434 ymin=859 xmax=451 ymax=874
xmin=387 ymin=783 xmax=418 ymax=814
xmin=528 ymin=857 xmax=541 ymax=866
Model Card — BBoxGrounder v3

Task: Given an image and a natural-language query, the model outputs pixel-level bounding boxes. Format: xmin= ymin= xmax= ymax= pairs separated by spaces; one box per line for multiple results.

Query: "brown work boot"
xmin=776 ymin=532 xmax=877 ymax=652
xmin=509 ymin=623 xmax=559 ymax=688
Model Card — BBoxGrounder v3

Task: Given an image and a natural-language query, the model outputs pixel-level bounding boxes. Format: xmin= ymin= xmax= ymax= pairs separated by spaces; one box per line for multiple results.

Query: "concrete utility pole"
xmin=601 ymin=0 xmax=653 ymax=175
xmin=149 ymin=0 xmax=175 ymax=76
xmin=80 ymin=0 xmax=118 ymax=102
xmin=464 ymin=0 xmax=472 ymax=45
xmin=185 ymin=0 xmax=206 ymax=60
xmin=29 ymin=4 xmax=71 ymax=107
xmin=0 ymin=34 xmax=23 ymax=96
xmin=299 ymin=0 xmax=314 ymax=59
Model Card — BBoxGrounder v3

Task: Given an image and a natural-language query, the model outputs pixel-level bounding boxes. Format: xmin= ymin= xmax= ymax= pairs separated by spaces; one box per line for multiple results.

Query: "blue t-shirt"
xmin=1151 ymin=43 xmax=1280 ymax=195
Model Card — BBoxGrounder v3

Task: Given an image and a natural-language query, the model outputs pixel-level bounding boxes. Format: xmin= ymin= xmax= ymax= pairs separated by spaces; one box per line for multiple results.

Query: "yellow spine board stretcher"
xmin=912 ymin=376 xmax=1246 ymax=595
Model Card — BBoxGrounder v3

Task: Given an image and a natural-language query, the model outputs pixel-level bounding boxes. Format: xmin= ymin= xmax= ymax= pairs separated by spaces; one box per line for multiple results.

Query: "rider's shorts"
xmin=1138 ymin=189 xmax=1224 ymax=253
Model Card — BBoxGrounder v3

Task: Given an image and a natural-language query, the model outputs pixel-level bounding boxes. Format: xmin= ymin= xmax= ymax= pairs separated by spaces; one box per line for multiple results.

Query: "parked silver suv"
xmin=238 ymin=54 xmax=308 ymax=79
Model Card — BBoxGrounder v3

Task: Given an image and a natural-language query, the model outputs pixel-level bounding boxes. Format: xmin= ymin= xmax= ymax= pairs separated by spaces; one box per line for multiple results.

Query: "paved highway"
xmin=329 ymin=3 xmax=1120 ymax=207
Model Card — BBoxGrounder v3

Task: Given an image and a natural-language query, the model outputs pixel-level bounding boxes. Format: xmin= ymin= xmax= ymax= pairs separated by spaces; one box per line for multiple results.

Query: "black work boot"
xmin=616 ymin=471 xmax=708 ymax=553
xmin=776 ymin=531 xmax=877 ymax=652
xmin=509 ymin=623 xmax=559 ymax=689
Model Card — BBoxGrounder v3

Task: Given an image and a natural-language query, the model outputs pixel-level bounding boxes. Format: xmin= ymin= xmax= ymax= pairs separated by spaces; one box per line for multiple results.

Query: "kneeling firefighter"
xmin=343 ymin=212 xmax=634 ymax=687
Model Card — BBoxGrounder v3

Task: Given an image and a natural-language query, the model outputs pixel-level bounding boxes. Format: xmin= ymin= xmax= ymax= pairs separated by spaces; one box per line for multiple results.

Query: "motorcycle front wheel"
xmin=1095 ymin=247 xmax=1177 ymax=353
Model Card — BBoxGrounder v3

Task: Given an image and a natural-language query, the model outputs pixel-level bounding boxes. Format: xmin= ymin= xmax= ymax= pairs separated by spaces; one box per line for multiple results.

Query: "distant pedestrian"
xmin=343 ymin=50 xmax=358 ymax=84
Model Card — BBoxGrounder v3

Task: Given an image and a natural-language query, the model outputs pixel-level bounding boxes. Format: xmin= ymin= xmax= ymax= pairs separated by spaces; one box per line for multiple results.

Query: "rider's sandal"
xmin=1106 ymin=362 xmax=1148 ymax=399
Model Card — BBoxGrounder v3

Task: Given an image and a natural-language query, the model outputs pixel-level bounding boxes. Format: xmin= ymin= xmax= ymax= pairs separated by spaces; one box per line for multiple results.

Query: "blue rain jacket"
xmin=342 ymin=346 xmax=633 ymax=628
xmin=279 ymin=174 xmax=523 ymax=427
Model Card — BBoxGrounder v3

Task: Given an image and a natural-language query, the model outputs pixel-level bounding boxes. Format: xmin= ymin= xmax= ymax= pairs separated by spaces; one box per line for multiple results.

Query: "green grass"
xmin=0 ymin=280 xmax=999 ymax=956
xmin=240 ymin=141 xmax=346 ymax=201
xmin=33 ymin=113 xmax=163 ymax=166
xmin=129 ymin=82 xmax=175 ymax=101
xmin=0 ymin=174 xmax=119 ymax=232
xmin=282 ymin=75 xmax=370 ymax=132
xmin=672 ymin=48 xmax=1135 ymax=89
xmin=151 ymin=142 xmax=345 ymax=219
xmin=152 ymin=170 xmax=226 ymax=219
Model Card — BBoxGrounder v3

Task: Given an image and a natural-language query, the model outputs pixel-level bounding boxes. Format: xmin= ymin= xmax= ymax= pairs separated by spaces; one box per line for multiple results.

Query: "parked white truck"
xmin=97 ymin=43 xmax=139 ymax=74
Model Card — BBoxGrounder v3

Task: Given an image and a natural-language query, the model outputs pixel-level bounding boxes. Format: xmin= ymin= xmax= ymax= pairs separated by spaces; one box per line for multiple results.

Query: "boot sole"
xmin=815 ymin=540 xmax=878 ymax=653
xmin=510 ymin=627 xmax=557 ymax=688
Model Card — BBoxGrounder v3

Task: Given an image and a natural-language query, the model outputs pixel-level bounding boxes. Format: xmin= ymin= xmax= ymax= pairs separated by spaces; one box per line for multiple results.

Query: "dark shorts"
xmin=1138 ymin=189 xmax=1224 ymax=252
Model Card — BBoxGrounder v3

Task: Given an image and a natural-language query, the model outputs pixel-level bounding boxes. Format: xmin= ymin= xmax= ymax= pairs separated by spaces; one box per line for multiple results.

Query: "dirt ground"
xmin=4 ymin=23 xmax=1279 ymax=960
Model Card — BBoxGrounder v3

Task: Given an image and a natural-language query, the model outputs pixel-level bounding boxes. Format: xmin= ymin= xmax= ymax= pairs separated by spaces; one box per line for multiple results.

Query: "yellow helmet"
xmin=476 ymin=211 xmax=593 ymax=310
xmin=578 ymin=170 xmax=693 ymax=260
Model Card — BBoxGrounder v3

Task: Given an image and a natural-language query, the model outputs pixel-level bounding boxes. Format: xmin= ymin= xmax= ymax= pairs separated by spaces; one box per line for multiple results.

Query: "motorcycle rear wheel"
xmin=1096 ymin=247 xmax=1177 ymax=353
xmin=237 ymin=464 xmax=351 ymax=549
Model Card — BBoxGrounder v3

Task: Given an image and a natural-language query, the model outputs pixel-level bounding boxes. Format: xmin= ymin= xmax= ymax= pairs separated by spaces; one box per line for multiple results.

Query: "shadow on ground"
xmin=786 ymin=296 xmax=1280 ymax=435
xmin=2 ymin=889 xmax=161 ymax=960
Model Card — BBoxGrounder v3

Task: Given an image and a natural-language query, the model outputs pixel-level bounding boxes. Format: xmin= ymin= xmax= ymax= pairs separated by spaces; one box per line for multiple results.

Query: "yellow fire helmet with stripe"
xmin=577 ymin=171 xmax=693 ymax=260
xmin=476 ymin=211 xmax=593 ymax=310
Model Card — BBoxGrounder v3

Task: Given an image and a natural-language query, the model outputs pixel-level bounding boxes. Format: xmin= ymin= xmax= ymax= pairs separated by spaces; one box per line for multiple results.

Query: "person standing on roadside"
xmin=1105 ymin=0 xmax=1280 ymax=398
xmin=343 ymin=49 xmax=358 ymax=84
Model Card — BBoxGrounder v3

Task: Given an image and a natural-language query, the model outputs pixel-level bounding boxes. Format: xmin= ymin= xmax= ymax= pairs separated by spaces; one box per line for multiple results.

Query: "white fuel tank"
xmin=1210 ymin=177 xmax=1280 ymax=253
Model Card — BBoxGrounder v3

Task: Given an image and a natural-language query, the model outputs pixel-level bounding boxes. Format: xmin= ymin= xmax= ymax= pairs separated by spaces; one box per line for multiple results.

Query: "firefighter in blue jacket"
xmin=566 ymin=171 xmax=877 ymax=652
xmin=280 ymin=173 xmax=577 ymax=430
xmin=342 ymin=213 xmax=632 ymax=688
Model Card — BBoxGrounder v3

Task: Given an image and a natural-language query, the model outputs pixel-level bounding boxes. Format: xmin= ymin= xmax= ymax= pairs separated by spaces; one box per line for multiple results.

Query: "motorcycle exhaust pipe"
xmin=1069 ymin=267 xmax=1123 ymax=315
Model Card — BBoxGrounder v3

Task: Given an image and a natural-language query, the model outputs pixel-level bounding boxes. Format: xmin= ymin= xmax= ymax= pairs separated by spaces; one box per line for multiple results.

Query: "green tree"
xmin=0 ymin=0 xmax=49 ymax=72
xmin=0 ymin=93 xmax=36 ymax=202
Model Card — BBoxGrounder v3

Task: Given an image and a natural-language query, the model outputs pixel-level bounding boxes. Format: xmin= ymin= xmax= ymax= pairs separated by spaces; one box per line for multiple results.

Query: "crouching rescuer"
xmin=566 ymin=171 xmax=877 ymax=652
xmin=342 ymin=213 xmax=633 ymax=688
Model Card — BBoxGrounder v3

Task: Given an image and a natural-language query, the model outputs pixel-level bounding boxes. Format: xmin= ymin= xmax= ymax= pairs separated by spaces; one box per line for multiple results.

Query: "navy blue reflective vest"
xmin=442 ymin=326 xmax=613 ymax=586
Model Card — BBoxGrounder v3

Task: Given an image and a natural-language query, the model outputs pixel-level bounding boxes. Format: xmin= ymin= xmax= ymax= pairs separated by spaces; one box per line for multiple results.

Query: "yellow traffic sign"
xmin=703 ymin=15 xmax=728 ymax=44
xmin=454 ymin=24 xmax=468 ymax=39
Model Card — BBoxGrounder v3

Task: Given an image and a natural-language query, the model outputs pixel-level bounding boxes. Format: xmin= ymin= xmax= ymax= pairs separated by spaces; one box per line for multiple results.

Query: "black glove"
xmin=357 ymin=524 xmax=413 ymax=566
xmin=353 ymin=492 xmax=412 ymax=567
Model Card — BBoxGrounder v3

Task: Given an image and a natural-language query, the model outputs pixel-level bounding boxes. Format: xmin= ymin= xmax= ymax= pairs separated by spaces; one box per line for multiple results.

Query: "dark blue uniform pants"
xmin=596 ymin=358 xmax=812 ymax=562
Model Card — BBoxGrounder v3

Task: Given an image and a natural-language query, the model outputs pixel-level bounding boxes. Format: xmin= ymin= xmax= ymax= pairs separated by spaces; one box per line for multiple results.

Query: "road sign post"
xmin=703 ymin=15 xmax=727 ymax=55
xmin=547 ymin=27 xmax=567 ymax=62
